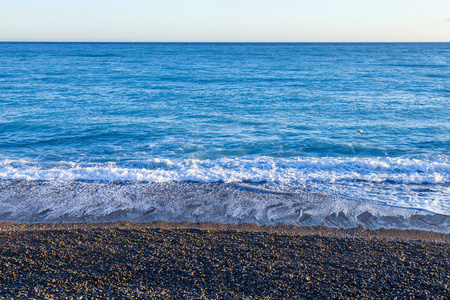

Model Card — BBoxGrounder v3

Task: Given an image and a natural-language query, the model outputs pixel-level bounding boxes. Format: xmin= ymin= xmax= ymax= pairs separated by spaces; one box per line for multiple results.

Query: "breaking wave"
xmin=1 ymin=156 xmax=449 ymax=219
xmin=0 ymin=156 xmax=448 ymax=185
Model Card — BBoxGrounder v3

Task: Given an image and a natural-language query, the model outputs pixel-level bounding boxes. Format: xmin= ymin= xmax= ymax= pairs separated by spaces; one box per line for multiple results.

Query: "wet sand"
xmin=0 ymin=221 xmax=449 ymax=299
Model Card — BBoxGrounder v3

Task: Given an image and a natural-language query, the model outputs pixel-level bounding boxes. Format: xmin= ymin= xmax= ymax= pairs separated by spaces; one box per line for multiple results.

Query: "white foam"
xmin=0 ymin=156 xmax=448 ymax=184
xmin=1 ymin=156 xmax=449 ymax=215
xmin=0 ymin=180 xmax=449 ymax=233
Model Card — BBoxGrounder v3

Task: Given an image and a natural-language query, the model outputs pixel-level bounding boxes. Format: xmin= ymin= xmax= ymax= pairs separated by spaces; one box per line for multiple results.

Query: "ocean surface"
xmin=1 ymin=43 xmax=449 ymax=231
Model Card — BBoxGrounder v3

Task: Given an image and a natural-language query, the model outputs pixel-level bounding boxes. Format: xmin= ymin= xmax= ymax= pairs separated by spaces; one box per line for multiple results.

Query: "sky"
xmin=1 ymin=0 xmax=449 ymax=42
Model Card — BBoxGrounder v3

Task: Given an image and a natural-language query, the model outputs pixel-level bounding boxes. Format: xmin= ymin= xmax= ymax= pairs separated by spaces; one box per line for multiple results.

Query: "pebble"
xmin=0 ymin=222 xmax=449 ymax=299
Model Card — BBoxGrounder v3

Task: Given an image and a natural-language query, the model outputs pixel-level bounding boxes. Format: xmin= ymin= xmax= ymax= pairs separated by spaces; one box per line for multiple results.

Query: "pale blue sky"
xmin=1 ymin=0 xmax=449 ymax=42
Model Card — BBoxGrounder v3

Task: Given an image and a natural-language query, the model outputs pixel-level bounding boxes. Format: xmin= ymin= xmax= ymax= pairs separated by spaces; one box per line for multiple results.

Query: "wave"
xmin=1 ymin=156 xmax=449 ymax=231
xmin=0 ymin=156 xmax=448 ymax=185
xmin=0 ymin=180 xmax=449 ymax=233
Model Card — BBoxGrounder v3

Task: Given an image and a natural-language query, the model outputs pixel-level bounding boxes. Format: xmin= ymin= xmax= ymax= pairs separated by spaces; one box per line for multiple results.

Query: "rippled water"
xmin=0 ymin=42 xmax=449 ymax=222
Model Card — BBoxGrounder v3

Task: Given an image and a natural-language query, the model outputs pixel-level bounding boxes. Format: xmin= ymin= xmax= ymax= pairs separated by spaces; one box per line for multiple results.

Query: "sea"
xmin=1 ymin=42 xmax=449 ymax=232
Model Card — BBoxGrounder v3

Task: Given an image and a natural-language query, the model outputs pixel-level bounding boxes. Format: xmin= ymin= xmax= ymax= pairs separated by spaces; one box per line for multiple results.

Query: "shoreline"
xmin=1 ymin=221 xmax=449 ymax=298
xmin=2 ymin=180 xmax=449 ymax=234
xmin=1 ymin=220 xmax=450 ymax=242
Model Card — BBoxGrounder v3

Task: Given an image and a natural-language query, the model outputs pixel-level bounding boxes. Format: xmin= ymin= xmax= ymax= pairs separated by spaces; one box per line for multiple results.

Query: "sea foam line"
xmin=0 ymin=156 xmax=448 ymax=185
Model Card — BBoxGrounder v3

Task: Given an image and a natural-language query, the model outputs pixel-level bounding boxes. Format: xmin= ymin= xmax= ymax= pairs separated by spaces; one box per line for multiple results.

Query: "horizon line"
xmin=1 ymin=41 xmax=449 ymax=44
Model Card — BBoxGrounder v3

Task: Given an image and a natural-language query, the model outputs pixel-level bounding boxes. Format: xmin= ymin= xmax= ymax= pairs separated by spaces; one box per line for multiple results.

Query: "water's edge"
xmin=1 ymin=180 xmax=448 ymax=233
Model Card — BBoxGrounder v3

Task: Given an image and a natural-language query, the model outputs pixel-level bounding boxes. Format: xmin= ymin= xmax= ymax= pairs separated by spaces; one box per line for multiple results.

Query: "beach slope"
xmin=0 ymin=222 xmax=449 ymax=299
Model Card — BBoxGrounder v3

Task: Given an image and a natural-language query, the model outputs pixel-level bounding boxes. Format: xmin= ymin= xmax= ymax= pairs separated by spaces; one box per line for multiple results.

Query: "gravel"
xmin=0 ymin=221 xmax=449 ymax=299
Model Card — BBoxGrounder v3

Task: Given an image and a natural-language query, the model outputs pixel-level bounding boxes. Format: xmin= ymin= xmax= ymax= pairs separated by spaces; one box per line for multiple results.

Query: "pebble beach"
xmin=0 ymin=221 xmax=449 ymax=299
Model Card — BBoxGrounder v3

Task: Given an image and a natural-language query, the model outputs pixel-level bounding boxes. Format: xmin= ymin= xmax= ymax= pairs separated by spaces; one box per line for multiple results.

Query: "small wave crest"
xmin=0 ymin=156 xmax=448 ymax=185
xmin=1 ymin=156 xmax=448 ymax=215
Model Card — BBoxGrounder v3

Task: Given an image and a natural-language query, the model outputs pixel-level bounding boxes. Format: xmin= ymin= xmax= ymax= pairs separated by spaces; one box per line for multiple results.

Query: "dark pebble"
xmin=0 ymin=222 xmax=449 ymax=299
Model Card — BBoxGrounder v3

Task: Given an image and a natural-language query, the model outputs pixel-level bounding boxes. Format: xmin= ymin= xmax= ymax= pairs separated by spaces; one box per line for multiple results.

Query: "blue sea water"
xmin=0 ymin=43 xmax=449 ymax=226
